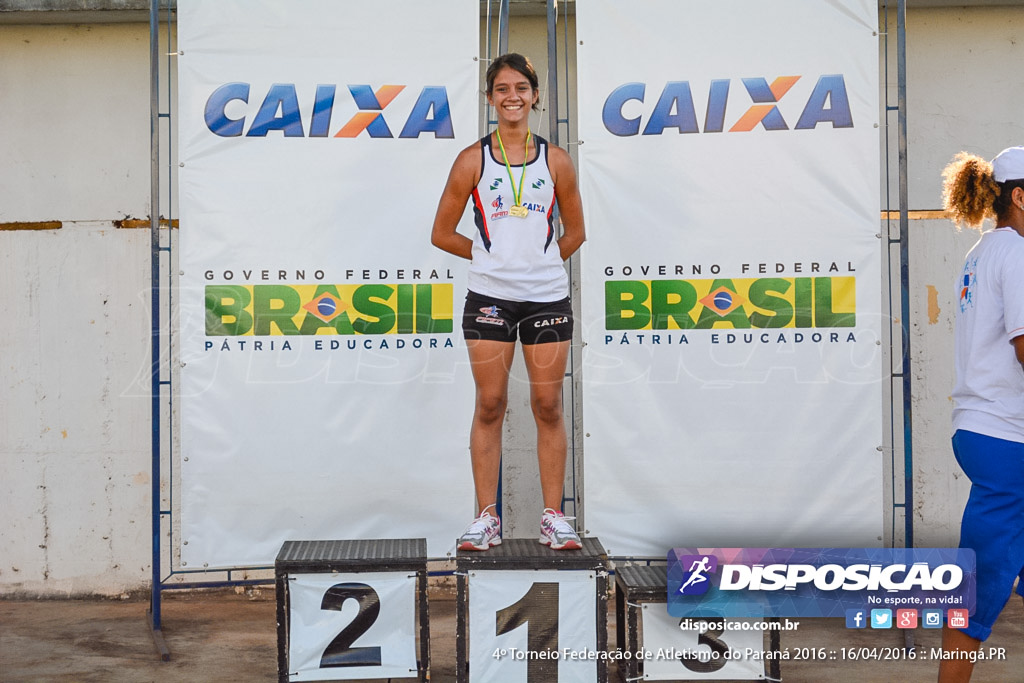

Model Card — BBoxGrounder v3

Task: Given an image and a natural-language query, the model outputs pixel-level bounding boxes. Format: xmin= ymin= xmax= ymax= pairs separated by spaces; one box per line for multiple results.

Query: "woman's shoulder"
xmin=542 ymin=142 xmax=575 ymax=183
xmin=998 ymin=229 xmax=1024 ymax=263
xmin=976 ymin=228 xmax=1024 ymax=275
xmin=448 ymin=138 xmax=485 ymax=182
xmin=457 ymin=136 xmax=485 ymax=159
xmin=984 ymin=227 xmax=1024 ymax=252
xmin=544 ymin=142 xmax=571 ymax=164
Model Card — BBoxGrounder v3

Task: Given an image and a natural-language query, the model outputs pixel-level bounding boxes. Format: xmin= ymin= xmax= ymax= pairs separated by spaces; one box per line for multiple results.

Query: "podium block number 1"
xmin=469 ymin=570 xmax=596 ymax=683
xmin=495 ymin=582 xmax=559 ymax=680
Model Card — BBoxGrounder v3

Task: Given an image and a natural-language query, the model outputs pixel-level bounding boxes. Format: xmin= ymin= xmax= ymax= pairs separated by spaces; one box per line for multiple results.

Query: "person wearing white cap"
xmin=939 ymin=146 xmax=1024 ymax=683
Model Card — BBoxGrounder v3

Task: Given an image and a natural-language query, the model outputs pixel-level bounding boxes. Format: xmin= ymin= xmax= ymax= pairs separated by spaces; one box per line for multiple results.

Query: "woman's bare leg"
xmin=466 ymin=339 xmax=516 ymax=516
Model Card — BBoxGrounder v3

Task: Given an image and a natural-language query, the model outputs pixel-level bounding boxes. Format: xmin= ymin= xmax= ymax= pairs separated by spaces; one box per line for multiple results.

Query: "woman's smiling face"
xmin=488 ymin=66 xmax=538 ymax=123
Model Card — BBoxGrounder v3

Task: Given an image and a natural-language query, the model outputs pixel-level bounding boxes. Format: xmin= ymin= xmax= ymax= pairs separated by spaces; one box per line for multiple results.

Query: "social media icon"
xmin=922 ymin=609 xmax=943 ymax=628
xmin=846 ymin=609 xmax=867 ymax=629
xmin=871 ymin=609 xmax=892 ymax=629
xmin=948 ymin=609 xmax=969 ymax=629
xmin=896 ymin=609 xmax=918 ymax=629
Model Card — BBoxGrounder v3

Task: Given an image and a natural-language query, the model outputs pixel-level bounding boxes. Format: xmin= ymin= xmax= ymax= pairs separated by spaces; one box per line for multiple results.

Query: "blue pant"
xmin=952 ymin=429 xmax=1024 ymax=641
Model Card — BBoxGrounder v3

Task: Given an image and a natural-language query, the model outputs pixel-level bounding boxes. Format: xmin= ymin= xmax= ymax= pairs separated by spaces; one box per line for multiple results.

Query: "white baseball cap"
xmin=992 ymin=146 xmax=1024 ymax=183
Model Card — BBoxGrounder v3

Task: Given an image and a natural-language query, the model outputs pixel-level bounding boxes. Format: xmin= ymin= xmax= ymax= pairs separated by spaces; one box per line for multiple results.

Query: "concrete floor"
xmin=1 ymin=585 xmax=1022 ymax=682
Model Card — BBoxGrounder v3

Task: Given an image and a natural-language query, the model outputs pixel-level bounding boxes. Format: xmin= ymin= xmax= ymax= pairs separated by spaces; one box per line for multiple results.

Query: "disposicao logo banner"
xmin=667 ymin=548 xmax=976 ymax=618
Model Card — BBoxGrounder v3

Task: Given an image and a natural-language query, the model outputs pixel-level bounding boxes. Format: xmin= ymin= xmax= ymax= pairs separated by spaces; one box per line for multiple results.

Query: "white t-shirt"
xmin=952 ymin=227 xmax=1024 ymax=442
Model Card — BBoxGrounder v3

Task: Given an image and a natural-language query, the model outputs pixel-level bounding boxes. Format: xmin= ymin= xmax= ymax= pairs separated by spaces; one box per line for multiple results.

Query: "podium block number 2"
xmin=469 ymin=570 xmax=596 ymax=683
xmin=289 ymin=572 xmax=417 ymax=681
xmin=319 ymin=583 xmax=382 ymax=668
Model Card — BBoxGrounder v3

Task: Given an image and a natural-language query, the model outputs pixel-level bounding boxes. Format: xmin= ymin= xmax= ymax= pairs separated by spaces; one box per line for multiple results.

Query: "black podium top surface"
xmin=276 ymin=538 xmax=427 ymax=573
xmin=615 ymin=563 xmax=668 ymax=601
xmin=456 ymin=537 xmax=607 ymax=571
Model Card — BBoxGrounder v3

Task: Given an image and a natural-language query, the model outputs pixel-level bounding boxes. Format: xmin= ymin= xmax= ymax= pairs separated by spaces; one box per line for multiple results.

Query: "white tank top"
xmin=467 ymin=133 xmax=568 ymax=302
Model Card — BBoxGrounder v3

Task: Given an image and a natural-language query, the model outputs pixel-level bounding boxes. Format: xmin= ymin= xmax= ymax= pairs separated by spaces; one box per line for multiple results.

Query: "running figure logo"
xmin=475 ymin=305 xmax=504 ymax=326
xmin=677 ymin=554 xmax=718 ymax=595
xmin=492 ymin=195 xmax=504 ymax=211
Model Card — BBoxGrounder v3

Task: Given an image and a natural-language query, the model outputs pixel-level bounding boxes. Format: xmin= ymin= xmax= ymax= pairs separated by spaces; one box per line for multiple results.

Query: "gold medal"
xmin=496 ymin=128 xmax=531 ymax=219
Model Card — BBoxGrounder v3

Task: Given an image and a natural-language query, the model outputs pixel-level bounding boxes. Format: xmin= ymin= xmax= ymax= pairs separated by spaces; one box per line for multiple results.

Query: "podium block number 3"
xmin=639 ymin=609 xmax=765 ymax=681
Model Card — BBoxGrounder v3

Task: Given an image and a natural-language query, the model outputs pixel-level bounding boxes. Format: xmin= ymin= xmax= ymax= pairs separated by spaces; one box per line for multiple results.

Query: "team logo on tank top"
xmin=490 ymin=195 xmax=509 ymax=220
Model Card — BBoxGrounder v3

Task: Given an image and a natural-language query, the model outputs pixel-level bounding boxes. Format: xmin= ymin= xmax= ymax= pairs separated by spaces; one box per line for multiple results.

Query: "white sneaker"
xmin=457 ymin=505 xmax=501 ymax=551
xmin=539 ymin=508 xmax=582 ymax=550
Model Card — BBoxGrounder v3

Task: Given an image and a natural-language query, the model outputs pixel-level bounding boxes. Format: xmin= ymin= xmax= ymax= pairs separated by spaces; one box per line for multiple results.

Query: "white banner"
xmin=288 ymin=572 xmax=417 ymax=681
xmin=577 ymin=0 xmax=883 ymax=556
xmin=177 ymin=0 xmax=478 ymax=567
xmin=468 ymin=570 xmax=598 ymax=682
xmin=641 ymin=609 xmax=764 ymax=680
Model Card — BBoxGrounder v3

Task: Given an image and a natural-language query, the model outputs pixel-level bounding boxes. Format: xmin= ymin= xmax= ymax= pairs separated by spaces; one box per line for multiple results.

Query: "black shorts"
xmin=462 ymin=290 xmax=573 ymax=345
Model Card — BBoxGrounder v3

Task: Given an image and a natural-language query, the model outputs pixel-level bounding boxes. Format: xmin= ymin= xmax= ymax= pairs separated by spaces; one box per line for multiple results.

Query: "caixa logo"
xmin=204 ymin=83 xmax=454 ymax=138
xmin=602 ymin=75 xmax=852 ymax=136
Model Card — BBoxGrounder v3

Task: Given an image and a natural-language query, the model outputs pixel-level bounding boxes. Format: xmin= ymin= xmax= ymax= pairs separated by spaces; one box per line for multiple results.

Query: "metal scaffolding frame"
xmin=146 ymin=0 xmax=586 ymax=659
xmin=882 ymin=0 xmax=914 ymax=550
xmin=147 ymin=0 xmax=913 ymax=659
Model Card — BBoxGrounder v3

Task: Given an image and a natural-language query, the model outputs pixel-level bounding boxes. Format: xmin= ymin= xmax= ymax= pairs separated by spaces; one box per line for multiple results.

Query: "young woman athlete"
xmin=938 ymin=146 xmax=1024 ymax=682
xmin=430 ymin=53 xmax=586 ymax=551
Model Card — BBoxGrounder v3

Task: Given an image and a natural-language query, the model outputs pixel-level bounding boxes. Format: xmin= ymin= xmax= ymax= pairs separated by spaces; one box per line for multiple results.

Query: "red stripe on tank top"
xmin=471 ymin=187 xmax=492 ymax=250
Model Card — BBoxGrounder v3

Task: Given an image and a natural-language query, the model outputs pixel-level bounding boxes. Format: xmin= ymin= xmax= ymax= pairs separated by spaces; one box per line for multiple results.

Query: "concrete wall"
xmin=1 ymin=4 xmax=1021 ymax=595
xmin=889 ymin=7 xmax=1024 ymax=548
xmin=1 ymin=21 xmax=158 ymax=596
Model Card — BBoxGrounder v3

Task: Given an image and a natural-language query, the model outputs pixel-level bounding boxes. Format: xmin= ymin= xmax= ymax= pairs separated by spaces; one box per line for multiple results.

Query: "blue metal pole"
xmin=546 ymin=0 xmax=559 ymax=147
xmin=148 ymin=0 xmax=169 ymax=661
xmin=498 ymin=0 xmax=509 ymax=55
xmin=149 ymin=0 xmax=161 ymax=625
xmin=896 ymin=0 xmax=913 ymax=549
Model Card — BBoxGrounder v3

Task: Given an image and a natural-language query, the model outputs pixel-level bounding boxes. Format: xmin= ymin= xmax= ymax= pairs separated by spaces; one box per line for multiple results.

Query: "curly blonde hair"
xmin=941 ymin=152 xmax=1002 ymax=230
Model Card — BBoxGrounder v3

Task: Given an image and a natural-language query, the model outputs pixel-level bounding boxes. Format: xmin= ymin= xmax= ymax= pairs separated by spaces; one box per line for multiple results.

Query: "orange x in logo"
xmin=730 ymin=76 xmax=801 ymax=132
xmin=335 ymin=84 xmax=406 ymax=138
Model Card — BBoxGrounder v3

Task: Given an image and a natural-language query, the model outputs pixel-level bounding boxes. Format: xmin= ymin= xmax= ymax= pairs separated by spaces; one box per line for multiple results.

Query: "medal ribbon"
xmin=496 ymin=128 xmax=531 ymax=207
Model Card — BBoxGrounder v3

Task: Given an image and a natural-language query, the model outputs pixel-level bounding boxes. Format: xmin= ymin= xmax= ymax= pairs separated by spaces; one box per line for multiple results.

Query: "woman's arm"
xmin=1013 ymin=335 xmax=1024 ymax=373
xmin=430 ymin=145 xmax=480 ymax=260
xmin=549 ymin=145 xmax=586 ymax=262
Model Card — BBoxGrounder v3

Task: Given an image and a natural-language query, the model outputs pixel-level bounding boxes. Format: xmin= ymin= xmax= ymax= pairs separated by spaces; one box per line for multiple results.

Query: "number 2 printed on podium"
xmin=288 ymin=572 xmax=418 ymax=681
